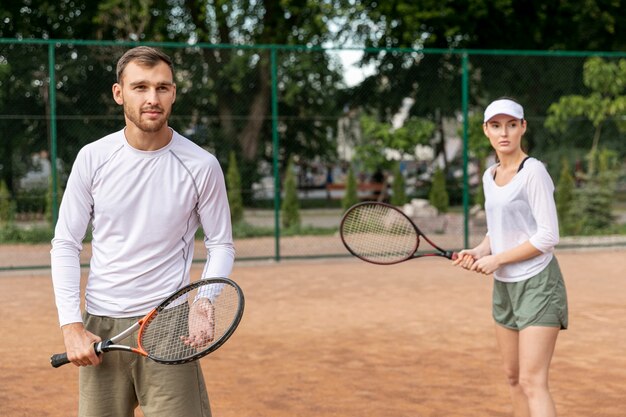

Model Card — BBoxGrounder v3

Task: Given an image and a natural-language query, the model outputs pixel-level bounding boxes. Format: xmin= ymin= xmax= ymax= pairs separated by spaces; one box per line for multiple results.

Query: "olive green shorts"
xmin=492 ymin=256 xmax=568 ymax=331
xmin=78 ymin=312 xmax=212 ymax=417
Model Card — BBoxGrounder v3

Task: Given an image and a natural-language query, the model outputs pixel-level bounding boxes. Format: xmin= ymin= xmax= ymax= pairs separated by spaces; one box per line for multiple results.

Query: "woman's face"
xmin=482 ymin=114 xmax=526 ymax=156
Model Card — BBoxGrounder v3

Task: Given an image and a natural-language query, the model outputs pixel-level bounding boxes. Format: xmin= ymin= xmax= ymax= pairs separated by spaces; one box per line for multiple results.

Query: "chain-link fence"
xmin=1 ymin=39 xmax=625 ymax=270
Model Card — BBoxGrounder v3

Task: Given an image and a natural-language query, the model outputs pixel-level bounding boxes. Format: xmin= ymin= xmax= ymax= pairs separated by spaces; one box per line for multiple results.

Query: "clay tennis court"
xmin=1 ymin=246 xmax=625 ymax=416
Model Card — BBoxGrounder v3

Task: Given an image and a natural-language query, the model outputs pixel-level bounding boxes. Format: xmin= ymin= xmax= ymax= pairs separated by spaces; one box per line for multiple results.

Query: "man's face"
xmin=112 ymin=61 xmax=176 ymax=134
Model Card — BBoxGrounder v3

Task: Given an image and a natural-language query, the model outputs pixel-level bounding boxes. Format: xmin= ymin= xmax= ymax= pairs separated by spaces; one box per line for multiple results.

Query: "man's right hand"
xmin=61 ymin=322 xmax=103 ymax=367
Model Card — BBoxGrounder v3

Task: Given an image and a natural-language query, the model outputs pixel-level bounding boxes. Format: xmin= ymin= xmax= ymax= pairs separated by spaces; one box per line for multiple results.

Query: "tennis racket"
xmin=340 ymin=201 xmax=458 ymax=265
xmin=51 ymin=277 xmax=244 ymax=368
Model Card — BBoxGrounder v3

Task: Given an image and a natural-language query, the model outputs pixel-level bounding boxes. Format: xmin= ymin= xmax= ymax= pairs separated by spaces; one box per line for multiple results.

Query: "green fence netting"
xmin=1 ymin=39 xmax=625 ymax=270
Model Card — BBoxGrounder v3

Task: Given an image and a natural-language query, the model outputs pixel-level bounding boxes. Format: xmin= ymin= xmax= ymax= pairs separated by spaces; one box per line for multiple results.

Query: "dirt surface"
xmin=1 ymin=248 xmax=625 ymax=416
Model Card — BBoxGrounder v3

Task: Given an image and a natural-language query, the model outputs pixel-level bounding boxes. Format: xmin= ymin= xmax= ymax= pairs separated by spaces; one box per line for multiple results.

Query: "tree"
xmin=4 ymin=0 xmax=626 ymax=217
xmin=429 ymin=168 xmax=449 ymax=214
xmin=0 ymin=2 xmax=140 ymax=195
xmin=344 ymin=0 xmax=626 ymax=53
xmin=0 ymin=1 xmax=347 ymax=207
xmin=355 ymin=113 xmax=435 ymax=173
xmin=345 ymin=0 xmax=626 ymax=165
xmin=0 ymin=180 xmax=15 ymax=226
xmin=226 ymin=152 xmax=244 ymax=224
xmin=181 ymin=0 xmax=344 ymax=162
xmin=464 ymin=113 xmax=493 ymax=208
xmin=568 ymin=149 xmax=619 ymax=235
xmin=545 ymin=57 xmax=626 ymax=155
xmin=92 ymin=0 xmax=172 ymax=41
xmin=45 ymin=174 xmax=63 ymax=225
xmin=555 ymin=158 xmax=576 ymax=235
xmin=390 ymin=162 xmax=406 ymax=206
xmin=0 ymin=1 xmax=101 ymax=39
xmin=341 ymin=167 xmax=359 ymax=212
xmin=281 ymin=158 xmax=300 ymax=229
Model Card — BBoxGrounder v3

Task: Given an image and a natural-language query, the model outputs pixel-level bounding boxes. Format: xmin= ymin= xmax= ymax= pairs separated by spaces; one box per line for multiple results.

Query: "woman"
xmin=454 ymin=98 xmax=568 ymax=417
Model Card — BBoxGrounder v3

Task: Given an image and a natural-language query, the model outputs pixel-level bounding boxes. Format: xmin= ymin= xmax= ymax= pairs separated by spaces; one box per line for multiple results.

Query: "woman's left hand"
xmin=470 ymin=255 xmax=501 ymax=275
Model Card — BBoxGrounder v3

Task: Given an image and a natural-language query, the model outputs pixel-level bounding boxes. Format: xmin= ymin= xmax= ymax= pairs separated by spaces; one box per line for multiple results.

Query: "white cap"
xmin=483 ymin=99 xmax=524 ymax=123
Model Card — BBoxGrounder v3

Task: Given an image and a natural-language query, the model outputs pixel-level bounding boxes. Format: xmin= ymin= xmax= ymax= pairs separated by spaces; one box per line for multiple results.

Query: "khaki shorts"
xmin=78 ymin=313 xmax=212 ymax=417
xmin=493 ymin=256 xmax=568 ymax=331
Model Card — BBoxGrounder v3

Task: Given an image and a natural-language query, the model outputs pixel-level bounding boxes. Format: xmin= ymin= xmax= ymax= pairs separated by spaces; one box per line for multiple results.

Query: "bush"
xmin=14 ymin=187 xmax=46 ymax=215
xmin=45 ymin=176 xmax=63 ymax=224
xmin=281 ymin=158 xmax=300 ymax=229
xmin=428 ymin=168 xmax=449 ymax=214
xmin=556 ymin=158 xmax=576 ymax=235
xmin=341 ymin=167 xmax=359 ymax=212
xmin=567 ymin=149 xmax=618 ymax=235
xmin=0 ymin=180 xmax=15 ymax=226
xmin=0 ymin=224 xmax=54 ymax=243
xmin=226 ymin=152 xmax=244 ymax=224
xmin=231 ymin=221 xmax=274 ymax=239
xmin=570 ymin=185 xmax=614 ymax=235
xmin=390 ymin=162 xmax=406 ymax=206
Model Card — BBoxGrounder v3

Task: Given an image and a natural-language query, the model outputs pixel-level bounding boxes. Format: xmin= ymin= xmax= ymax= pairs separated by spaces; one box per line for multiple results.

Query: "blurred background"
xmin=1 ymin=1 xmax=625 ymax=269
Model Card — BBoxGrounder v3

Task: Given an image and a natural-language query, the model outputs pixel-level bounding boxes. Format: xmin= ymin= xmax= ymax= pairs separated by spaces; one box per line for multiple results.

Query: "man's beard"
xmin=124 ymin=103 xmax=170 ymax=133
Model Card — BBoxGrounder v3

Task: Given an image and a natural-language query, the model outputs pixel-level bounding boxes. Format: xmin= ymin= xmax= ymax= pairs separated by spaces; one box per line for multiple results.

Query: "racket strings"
xmin=140 ymin=283 xmax=240 ymax=362
xmin=342 ymin=204 xmax=419 ymax=263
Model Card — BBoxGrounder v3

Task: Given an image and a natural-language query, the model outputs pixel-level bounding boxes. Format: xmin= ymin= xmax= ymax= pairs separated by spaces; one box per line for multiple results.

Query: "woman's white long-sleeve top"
xmin=483 ymin=157 xmax=559 ymax=282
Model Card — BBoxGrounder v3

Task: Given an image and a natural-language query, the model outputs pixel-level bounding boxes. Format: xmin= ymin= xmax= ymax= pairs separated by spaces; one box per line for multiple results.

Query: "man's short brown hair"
xmin=116 ymin=46 xmax=174 ymax=83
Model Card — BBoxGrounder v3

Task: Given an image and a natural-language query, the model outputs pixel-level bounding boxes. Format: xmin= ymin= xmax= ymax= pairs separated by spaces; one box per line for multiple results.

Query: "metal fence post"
xmin=271 ymin=46 xmax=281 ymax=261
xmin=461 ymin=52 xmax=469 ymax=249
xmin=48 ymin=42 xmax=59 ymax=227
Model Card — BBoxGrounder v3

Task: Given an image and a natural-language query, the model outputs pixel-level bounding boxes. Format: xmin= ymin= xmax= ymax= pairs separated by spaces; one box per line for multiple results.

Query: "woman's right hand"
xmin=453 ymin=250 xmax=479 ymax=270
xmin=453 ymin=236 xmax=492 ymax=271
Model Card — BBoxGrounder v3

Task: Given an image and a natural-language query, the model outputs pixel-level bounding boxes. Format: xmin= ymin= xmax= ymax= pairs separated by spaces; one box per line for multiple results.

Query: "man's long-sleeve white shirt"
xmin=51 ymin=129 xmax=235 ymax=326
xmin=483 ymin=157 xmax=559 ymax=282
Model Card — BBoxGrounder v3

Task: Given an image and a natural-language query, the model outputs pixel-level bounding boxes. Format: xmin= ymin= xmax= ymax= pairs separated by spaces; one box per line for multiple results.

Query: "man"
xmin=51 ymin=46 xmax=235 ymax=417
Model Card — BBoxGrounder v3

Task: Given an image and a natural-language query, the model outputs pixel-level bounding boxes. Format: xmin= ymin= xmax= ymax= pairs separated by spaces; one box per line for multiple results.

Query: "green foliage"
xmin=226 ymin=152 xmax=244 ymax=224
xmin=545 ymin=57 xmax=626 ymax=153
xmin=569 ymin=187 xmax=614 ymax=235
xmin=391 ymin=118 xmax=437 ymax=154
xmin=586 ymin=143 xmax=620 ymax=178
xmin=390 ymin=162 xmax=406 ymax=206
xmin=428 ymin=168 xmax=449 ymax=214
xmin=464 ymin=113 xmax=491 ymax=208
xmin=3 ymin=1 xmax=626 ymax=246
xmin=281 ymin=159 xmax=300 ymax=229
xmin=566 ymin=149 xmax=619 ymax=235
xmin=466 ymin=113 xmax=492 ymax=161
xmin=555 ymin=158 xmax=576 ymax=235
xmin=355 ymin=114 xmax=393 ymax=171
xmin=473 ymin=181 xmax=485 ymax=208
xmin=231 ymin=221 xmax=336 ymax=240
xmin=0 ymin=180 xmax=15 ymax=226
xmin=14 ymin=189 xmax=46 ymax=215
xmin=341 ymin=167 xmax=359 ymax=212
xmin=350 ymin=0 xmax=626 ymax=52
xmin=45 ymin=176 xmax=63 ymax=225
xmin=0 ymin=224 xmax=54 ymax=243
xmin=355 ymin=114 xmax=435 ymax=172
xmin=93 ymin=0 xmax=172 ymax=41
xmin=0 ymin=1 xmax=345 ymax=208
xmin=231 ymin=221 xmax=274 ymax=239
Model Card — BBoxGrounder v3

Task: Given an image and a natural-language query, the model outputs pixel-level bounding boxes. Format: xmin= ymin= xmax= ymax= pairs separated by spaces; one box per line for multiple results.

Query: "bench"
xmin=325 ymin=182 xmax=387 ymax=201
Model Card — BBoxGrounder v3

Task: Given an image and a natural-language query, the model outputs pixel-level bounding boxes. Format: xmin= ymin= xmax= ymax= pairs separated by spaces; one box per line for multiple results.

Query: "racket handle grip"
xmin=50 ymin=343 xmax=102 ymax=368
xmin=50 ymin=353 xmax=70 ymax=368
xmin=450 ymin=252 xmax=458 ymax=261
